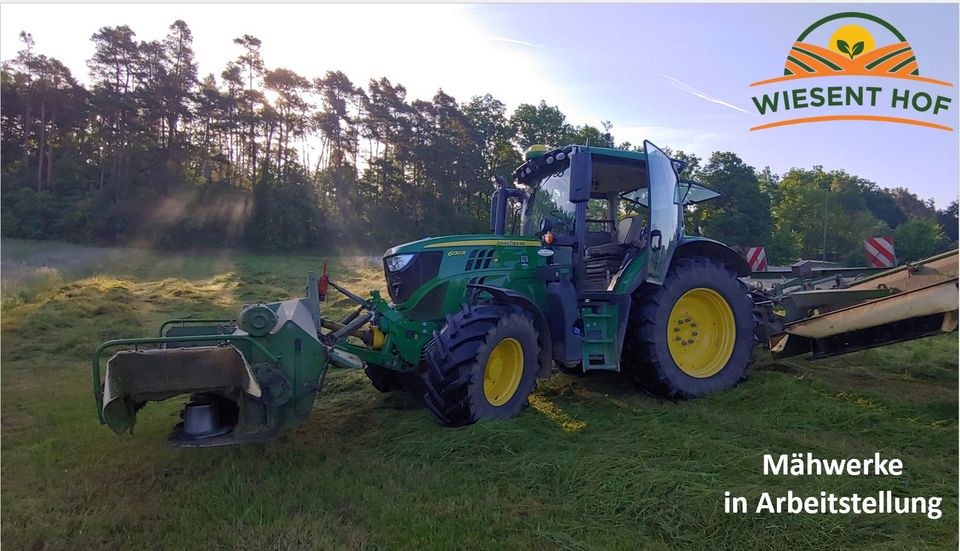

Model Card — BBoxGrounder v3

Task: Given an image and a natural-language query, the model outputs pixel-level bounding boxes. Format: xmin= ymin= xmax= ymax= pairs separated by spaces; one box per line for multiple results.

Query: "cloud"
xmin=482 ymin=34 xmax=547 ymax=50
xmin=660 ymin=74 xmax=752 ymax=115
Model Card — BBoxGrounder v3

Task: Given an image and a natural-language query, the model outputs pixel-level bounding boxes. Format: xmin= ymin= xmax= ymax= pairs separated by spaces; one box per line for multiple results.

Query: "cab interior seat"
xmin=583 ymin=216 xmax=646 ymax=290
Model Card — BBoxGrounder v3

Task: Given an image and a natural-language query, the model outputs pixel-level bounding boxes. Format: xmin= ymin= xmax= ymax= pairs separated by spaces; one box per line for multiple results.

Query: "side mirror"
xmin=568 ymin=149 xmax=591 ymax=203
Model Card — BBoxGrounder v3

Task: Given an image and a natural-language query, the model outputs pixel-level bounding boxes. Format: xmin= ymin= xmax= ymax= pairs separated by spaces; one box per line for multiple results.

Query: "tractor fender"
xmin=673 ymin=237 xmax=751 ymax=277
xmin=466 ymin=284 xmax=554 ymax=378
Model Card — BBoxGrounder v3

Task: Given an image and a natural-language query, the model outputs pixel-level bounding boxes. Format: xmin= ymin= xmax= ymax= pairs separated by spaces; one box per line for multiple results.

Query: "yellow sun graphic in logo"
xmin=828 ymin=24 xmax=876 ymax=59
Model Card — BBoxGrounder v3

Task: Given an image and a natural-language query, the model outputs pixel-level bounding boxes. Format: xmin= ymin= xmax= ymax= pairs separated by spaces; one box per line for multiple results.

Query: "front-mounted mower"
xmin=92 ymin=140 xmax=763 ymax=446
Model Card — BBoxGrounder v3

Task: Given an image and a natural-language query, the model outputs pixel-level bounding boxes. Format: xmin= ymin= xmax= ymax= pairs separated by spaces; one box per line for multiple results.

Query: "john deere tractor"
xmin=93 ymin=140 xmax=753 ymax=444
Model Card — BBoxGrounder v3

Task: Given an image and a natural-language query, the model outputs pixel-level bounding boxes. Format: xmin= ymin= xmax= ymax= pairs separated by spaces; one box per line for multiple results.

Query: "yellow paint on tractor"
xmin=483 ymin=338 xmax=524 ymax=406
xmin=424 ymin=239 xmax=540 ymax=248
xmin=667 ymin=288 xmax=736 ymax=378
xmin=370 ymin=326 xmax=386 ymax=350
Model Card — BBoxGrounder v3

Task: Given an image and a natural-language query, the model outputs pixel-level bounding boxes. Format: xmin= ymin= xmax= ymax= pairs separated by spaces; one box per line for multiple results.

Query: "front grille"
xmin=384 ymin=251 xmax=442 ymax=304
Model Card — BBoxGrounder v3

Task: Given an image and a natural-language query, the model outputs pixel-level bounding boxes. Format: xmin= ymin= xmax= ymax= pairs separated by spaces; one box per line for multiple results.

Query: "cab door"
xmin=644 ymin=140 xmax=683 ymax=285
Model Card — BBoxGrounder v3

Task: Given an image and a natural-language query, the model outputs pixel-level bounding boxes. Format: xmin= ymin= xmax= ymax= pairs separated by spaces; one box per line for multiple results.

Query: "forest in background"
xmin=1 ymin=21 xmax=956 ymax=263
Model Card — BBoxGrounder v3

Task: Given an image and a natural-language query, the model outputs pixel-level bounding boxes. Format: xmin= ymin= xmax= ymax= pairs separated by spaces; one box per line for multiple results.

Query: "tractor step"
xmin=580 ymin=302 xmax=621 ymax=372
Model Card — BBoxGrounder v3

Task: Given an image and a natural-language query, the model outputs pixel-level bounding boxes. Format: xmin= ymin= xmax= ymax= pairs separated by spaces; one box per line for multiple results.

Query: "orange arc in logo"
xmin=750 ymin=115 xmax=953 ymax=132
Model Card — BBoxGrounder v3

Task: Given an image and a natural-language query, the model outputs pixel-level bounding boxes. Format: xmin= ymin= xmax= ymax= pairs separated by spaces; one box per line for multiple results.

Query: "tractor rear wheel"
xmin=423 ymin=304 xmax=541 ymax=426
xmin=623 ymin=256 xmax=753 ymax=399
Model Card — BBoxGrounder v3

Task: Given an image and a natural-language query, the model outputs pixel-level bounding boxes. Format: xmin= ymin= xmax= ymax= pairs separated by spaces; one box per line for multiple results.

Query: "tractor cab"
xmin=513 ymin=142 xmax=720 ymax=293
xmin=504 ymin=141 xmax=729 ymax=374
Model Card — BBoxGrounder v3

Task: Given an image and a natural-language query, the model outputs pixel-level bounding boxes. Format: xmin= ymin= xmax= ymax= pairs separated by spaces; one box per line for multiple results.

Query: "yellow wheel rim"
xmin=483 ymin=338 xmax=524 ymax=406
xmin=667 ymin=288 xmax=736 ymax=378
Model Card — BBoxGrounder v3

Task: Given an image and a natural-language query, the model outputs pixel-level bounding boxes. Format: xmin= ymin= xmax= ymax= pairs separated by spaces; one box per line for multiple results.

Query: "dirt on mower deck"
xmin=1 ymin=239 xmax=956 ymax=550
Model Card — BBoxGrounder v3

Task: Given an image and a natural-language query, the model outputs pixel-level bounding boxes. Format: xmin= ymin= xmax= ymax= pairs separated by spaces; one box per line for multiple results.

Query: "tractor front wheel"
xmin=423 ymin=304 xmax=541 ymax=426
xmin=623 ymin=256 xmax=754 ymax=399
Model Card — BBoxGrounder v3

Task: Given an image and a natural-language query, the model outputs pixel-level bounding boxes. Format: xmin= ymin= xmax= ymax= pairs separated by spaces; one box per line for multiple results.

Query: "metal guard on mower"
xmin=92 ymin=274 xmax=334 ymax=447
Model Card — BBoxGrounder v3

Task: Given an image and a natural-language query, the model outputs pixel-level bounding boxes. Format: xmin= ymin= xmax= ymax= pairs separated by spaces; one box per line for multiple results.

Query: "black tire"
xmin=622 ymin=256 xmax=754 ymax=399
xmin=364 ymin=363 xmax=400 ymax=393
xmin=423 ymin=303 xmax=541 ymax=427
xmin=364 ymin=364 xmax=425 ymax=395
xmin=556 ymin=361 xmax=584 ymax=375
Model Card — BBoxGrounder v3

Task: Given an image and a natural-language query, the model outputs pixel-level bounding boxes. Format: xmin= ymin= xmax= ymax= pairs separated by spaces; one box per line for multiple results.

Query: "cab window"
xmin=520 ymin=170 xmax=576 ymax=237
xmin=586 ymin=197 xmax=612 ymax=233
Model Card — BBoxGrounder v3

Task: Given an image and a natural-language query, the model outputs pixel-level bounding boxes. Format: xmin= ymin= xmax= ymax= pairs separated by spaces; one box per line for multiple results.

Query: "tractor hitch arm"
xmin=327 ymin=280 xmax=371 ymax=308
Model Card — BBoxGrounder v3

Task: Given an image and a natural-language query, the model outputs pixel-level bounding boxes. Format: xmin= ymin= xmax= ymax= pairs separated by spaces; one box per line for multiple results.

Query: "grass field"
xmin=2 ymin=238 xmax=957 ymax=550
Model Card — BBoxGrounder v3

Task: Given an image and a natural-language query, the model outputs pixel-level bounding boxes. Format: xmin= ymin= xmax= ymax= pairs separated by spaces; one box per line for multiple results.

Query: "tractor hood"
xmin=384 ymin=234 xmax=540 ymax=257
xmin=381 ymin=234 xmax=542 ymax=306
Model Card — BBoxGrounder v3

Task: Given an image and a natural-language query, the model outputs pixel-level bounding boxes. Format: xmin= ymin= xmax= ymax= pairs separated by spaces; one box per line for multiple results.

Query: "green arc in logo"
xmin=796 ymin=12 xmax=907 ymax=43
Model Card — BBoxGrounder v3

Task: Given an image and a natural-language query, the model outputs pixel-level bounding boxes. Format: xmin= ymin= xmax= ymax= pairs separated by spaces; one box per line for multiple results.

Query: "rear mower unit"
xmin=754 ymin=249 xmax=958 ymax=359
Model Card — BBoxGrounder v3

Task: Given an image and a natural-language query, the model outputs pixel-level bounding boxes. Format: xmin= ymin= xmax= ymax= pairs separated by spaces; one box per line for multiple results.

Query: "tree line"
xmin=1 ymin=21 xmax=956 ymax=264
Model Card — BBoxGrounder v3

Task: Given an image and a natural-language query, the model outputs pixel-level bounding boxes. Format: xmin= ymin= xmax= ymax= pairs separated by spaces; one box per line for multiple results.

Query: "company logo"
xmin=750 ymin=12 xmax=954 ymax=131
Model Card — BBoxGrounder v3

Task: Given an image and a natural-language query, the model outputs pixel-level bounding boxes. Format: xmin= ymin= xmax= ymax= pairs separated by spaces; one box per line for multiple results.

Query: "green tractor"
xmin=93 ymin=140 xmax=754 ymax=444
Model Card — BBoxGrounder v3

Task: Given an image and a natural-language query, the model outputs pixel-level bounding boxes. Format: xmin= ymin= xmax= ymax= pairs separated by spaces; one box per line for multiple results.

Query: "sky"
xmin=1 ymin=3 xmax=957 ymax=207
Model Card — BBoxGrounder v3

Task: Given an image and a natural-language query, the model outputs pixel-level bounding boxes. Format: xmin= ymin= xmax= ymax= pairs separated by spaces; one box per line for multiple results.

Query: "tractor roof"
xmin=514 ymin=144 xmax=718 ymax=204
xmin=522 ymin=144 xmax=648 ymax=163
xmin=514 ymin=145 xmax=653 ymax=190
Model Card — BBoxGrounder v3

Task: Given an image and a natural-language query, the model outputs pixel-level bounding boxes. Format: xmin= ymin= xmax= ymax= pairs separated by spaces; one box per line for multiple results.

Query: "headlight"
xmin=385 ymin=254 xmax=415 ymax=272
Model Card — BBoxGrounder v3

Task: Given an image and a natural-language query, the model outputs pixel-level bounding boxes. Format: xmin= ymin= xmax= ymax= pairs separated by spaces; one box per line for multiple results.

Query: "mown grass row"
xmin=2 ymin=240 xmax=956 ymax=550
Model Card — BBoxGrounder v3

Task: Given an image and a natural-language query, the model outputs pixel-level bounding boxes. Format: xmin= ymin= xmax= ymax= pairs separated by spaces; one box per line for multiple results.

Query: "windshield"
xmin=520 ymin=170 xmax=576 ymax=237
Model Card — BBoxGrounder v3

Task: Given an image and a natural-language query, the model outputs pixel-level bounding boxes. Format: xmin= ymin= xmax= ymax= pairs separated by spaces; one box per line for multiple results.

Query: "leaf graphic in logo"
xmin=837 ymin=40 xmax=851 ymax=58
xmin=851 ymin=41 xmax=865 ymax=57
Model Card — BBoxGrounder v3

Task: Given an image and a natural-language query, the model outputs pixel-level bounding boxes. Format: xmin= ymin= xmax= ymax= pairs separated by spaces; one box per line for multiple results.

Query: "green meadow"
xmin=2 ymin=239 xmax=956 ymax=550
